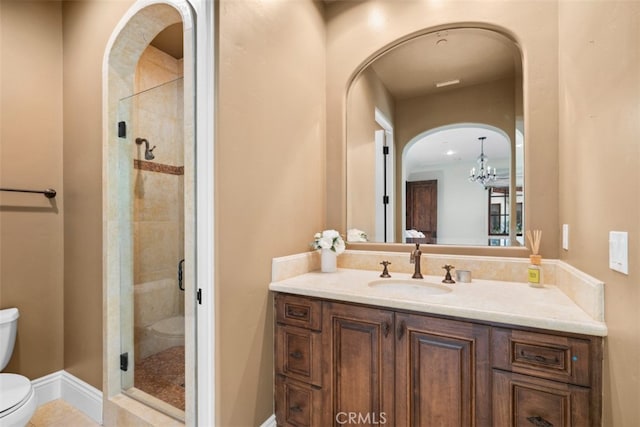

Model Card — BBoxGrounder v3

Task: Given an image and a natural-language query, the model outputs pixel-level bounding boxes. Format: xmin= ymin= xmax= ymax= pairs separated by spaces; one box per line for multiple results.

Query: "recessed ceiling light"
xmin=445 ymin=150 xmax=456 ymax=156
xmin=435 ymin=79 xmax=460 ymax=88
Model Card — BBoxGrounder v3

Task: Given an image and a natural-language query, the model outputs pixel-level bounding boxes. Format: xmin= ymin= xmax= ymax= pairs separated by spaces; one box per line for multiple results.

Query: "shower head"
xmin=135 ymin=138 xmax=156 ymax=161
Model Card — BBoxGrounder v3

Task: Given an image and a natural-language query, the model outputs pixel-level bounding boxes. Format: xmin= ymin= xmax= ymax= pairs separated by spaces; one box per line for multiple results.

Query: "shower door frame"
xmin=103 ymin=1 xmax=215 ymax=426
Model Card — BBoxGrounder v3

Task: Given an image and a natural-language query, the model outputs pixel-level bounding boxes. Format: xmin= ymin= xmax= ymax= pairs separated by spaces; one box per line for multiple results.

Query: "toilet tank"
xmin=0 ymin=308 xmax=19 ymax=371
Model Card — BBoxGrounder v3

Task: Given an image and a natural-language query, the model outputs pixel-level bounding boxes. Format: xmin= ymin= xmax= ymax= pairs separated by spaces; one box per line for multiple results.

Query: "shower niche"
xmin=117 ymin=29 xmax=188 ymax=419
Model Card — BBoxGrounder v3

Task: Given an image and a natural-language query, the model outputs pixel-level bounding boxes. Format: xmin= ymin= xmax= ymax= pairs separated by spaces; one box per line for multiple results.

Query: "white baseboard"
xmin=31 ymin=371 xmax=62 ymax=405
xmin=260 ymin=414 xmax=276 ymax=427
xmin=61 ymin=371 xmax=103 ymax=424
xmin=31 ymin=370 xmax=103 ymax=425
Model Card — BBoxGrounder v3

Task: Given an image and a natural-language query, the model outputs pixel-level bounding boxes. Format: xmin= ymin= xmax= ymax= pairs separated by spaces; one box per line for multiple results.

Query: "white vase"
xmin=321 ymin=249 xmax=337 ymax=273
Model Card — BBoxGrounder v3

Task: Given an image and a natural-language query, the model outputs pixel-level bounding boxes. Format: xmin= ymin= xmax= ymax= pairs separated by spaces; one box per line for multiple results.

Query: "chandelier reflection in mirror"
xmin=468 ymin=136 xmax=496 ymax=187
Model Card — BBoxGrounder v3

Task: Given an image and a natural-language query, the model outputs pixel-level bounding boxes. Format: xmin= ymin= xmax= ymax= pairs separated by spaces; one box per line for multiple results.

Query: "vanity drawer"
xmin=492 ymin=328 xmax=591 ymax=386
xmin=275 ymin=324 xmax=322 ymax=386
xmin=275 ymin=375 xmax=322 ymax=427
xmin=493 ymin=370 xmax=591 ymax=427
xmin=276 ymin=294 xmax=322 ymax=331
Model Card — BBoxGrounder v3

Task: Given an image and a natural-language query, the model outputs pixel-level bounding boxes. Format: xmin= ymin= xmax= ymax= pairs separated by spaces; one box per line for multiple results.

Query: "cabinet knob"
xmin=289 ymin=350 xmax=303 ymax=360
xmin=527 ymin=416 xmax=553 ymax=427
xmin=289 ymin=405 xmax=303 ymax=413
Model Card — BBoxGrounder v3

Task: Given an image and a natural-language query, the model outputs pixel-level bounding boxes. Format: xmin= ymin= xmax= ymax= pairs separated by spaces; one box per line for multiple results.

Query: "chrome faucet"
xmin=409 ymin=243 xmax=423 ymax=279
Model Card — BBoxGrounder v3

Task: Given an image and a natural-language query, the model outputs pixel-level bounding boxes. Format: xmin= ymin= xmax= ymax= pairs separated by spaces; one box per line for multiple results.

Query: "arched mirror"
xmin=346 ymin=27 xmax=524 ymax=246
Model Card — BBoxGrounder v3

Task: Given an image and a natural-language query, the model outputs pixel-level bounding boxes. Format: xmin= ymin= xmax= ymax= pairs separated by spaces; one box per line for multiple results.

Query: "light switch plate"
xmin=562 ymin=224 xmax=569 ymax=250
xmin=609 ymin=231 xmax=628 ymax=275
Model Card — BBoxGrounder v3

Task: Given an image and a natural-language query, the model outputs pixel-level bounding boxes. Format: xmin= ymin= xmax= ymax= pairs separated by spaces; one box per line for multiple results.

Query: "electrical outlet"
xmin=609 ymin=231 xmax=628 ymax=275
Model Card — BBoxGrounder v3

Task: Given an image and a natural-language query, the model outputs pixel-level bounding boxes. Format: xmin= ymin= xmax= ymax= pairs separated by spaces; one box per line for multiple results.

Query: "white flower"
xmin=312 ymin=229 xmax=346 ymax=254
xmin=318 ymin=236 xmax=333 ymax=249
xmin=347 ymin=228 xmax=368 ymax=242
xmin=322 ymin=229 xmax=340 ymax=240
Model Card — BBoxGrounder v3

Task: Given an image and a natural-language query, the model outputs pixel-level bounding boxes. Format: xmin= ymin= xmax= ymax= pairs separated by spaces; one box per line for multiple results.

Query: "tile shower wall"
xmin=132 ymin=45 xmax=184 ymax=361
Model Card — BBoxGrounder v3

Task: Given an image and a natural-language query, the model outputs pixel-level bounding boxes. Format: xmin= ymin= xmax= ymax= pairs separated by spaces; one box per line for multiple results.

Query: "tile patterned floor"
xmin=28 ymin=399 xmax=99 ymax=427
xmin=134 ymin=345 xmax=185 ymax=411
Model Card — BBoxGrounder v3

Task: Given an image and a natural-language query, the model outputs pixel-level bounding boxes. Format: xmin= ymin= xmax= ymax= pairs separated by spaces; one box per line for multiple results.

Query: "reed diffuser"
xmin=526 ymin=229 xmax=543 ymax=287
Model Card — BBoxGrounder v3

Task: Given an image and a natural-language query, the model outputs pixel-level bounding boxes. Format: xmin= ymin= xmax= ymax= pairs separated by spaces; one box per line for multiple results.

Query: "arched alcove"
xmin=102 ymin=1 xmax=205 ymax=425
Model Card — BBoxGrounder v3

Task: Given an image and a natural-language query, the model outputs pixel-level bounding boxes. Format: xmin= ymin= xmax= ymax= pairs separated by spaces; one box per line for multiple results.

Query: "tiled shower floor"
xmin=135 ymin=345 xmax=185 ymax=410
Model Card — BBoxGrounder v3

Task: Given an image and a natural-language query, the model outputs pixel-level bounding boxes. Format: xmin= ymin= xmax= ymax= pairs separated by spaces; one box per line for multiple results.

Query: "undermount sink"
xmin=368 ymin=279 xmax=452 ymax=295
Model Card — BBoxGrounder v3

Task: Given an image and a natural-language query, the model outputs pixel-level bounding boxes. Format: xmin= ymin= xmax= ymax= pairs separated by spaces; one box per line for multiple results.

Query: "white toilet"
xmin=0 ymin=308 xmax=36 ymax=427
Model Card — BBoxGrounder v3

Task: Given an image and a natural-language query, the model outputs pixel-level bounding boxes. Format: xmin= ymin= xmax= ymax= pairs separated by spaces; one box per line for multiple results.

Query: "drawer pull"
xmin=527 ymin=416 xmax=553 ymax=427
xmin=286 ymin=306 xmax=308 ymax=319
xmin=289 ymin=350 xmax=303 ymax=360
xmin=520 ymin=350 xmax=559 ymax=364
xmin=290 ymin=405 xmax=303 ymax=413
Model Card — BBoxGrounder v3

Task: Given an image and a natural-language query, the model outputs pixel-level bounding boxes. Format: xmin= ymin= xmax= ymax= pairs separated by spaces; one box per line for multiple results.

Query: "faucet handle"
xmin=380 ymin=261 xmax=391 ymax=278
xmin=442 ymin=264 xmax=456 ymax=284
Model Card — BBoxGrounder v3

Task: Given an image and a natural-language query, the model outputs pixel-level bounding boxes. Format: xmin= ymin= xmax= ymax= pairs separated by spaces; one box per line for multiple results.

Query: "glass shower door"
xmin=118 ymin=77 xmax=190 ymax=419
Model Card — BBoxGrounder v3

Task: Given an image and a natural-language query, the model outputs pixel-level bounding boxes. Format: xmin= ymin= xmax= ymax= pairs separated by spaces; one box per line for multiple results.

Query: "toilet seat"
xmin=0 ymin=373 xmax=34 ymax=417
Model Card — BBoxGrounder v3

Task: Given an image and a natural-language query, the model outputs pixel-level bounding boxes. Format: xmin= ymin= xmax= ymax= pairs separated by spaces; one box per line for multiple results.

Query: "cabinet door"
xmin=493 ymin=370 xmax=591 ymax=427
xmin=395 ymin=313 xmax=491 ymax=427
xmin=322 ymin=302 xmax=394 ymax=427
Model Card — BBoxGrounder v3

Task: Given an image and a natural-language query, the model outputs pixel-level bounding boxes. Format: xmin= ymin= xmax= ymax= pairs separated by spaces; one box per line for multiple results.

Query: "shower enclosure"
xmin=104 ymin=1 xmax=214 ymax=424
xmin=117 ymin=45 xmax=189 ymax=420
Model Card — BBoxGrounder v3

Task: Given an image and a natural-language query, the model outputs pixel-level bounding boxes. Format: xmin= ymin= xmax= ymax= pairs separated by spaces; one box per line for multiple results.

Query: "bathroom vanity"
xmin=269 ymin=252 xmax=607 ymax=427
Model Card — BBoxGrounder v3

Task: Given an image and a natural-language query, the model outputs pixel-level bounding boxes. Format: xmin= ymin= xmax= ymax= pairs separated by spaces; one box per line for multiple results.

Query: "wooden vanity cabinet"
xmin=274 ymin=293 xmax=603 ymax=427
xmin=276 ymin=295 xmax=490 ymax=426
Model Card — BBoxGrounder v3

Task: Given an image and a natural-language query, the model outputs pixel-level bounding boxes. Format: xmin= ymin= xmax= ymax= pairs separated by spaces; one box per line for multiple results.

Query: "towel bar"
xmin=0 ymin=188 xmax=56 ymax=198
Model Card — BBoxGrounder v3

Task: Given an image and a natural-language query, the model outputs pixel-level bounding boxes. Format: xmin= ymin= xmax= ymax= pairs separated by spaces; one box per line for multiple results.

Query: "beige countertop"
xmin=269 ymin=268 xmax=608 ymax=337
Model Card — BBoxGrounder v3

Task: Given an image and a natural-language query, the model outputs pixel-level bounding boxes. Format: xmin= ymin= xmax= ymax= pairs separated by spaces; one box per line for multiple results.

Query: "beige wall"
xmin=558 ymin=2 xmax=640 ymax=425
xmin=62 ymin=0 xmax=134 ymax=389
xmin=217 ymin=0 xmax=325 ymax=424
xmin=326 ymin=0 xmax=559 ymax=257
xmin=0 ymin=0 xmax=64 ymax=379
xmin=395 ymin=78 xmax=516 ymax=153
